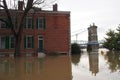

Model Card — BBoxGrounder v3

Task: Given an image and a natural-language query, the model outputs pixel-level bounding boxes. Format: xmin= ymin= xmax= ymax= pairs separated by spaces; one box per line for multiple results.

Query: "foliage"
xmin=103 ymin=25 xmax=120 ymax=51
xmin=71 ymin=43 xmax=81 ymax=54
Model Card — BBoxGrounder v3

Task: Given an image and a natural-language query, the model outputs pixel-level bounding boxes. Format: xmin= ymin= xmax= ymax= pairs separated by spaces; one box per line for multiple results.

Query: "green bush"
xmin=71 ymin=43 xmax=81 ymax=54
xmin=103 ymin=26 xmax=120 ymax=51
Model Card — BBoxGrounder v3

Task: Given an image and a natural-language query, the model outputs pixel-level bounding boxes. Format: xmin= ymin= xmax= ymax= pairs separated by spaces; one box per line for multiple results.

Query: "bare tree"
xmin=0 ymin=0 xmax=56 ymax=57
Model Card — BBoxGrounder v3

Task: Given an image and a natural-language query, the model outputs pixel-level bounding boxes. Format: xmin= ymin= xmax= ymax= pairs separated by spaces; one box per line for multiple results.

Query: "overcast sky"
xmin=5 ymin=0 xmax=120 ymax=40
xmin=56 ymin=0 xmax=120 ymax=40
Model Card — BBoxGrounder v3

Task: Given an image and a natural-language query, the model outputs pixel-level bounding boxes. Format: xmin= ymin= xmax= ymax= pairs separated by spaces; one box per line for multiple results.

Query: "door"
xmin=38 ymin=37 xmax=43 ymax=52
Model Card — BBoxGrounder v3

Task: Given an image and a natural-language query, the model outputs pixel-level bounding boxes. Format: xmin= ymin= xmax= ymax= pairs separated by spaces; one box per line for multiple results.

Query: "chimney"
xmin=53 ymin=4 xmax=58 ymax=11
xmin=18 ymin=1 xmax=24 ymax=10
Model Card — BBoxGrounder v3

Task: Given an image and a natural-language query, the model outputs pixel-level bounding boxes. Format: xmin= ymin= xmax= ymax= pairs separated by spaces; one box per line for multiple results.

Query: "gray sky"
xmin=56 ymin=0 xmax=120 ymax=40
xmin=4 ymin=0 xmax=120 ymax=40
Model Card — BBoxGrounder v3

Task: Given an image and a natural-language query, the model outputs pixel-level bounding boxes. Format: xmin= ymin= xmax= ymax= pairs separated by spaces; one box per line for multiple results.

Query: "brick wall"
xmin=0 ymin=11 xmax=70 ymax=56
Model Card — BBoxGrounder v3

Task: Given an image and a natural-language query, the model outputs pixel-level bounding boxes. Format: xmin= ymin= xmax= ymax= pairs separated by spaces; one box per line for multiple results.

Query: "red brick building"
xmin=0 ymin=2 xmax=70 ymax=57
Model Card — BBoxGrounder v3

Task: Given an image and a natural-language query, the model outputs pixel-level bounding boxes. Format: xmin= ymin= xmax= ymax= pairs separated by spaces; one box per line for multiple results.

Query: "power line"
xmin=71 ymin=28 xmax=87 ymax=33
xmin=71 ymin=29 xmax=87 ymax=37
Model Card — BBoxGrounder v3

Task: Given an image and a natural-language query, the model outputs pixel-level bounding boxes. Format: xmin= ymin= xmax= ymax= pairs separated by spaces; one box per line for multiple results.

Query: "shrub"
xmin=71 ymin=43 xmax=81 ymax=54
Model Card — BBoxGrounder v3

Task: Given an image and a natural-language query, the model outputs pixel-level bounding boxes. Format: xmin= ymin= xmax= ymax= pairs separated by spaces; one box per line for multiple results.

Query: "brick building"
xmin=0 ymin=2 xmax=70 ymax=57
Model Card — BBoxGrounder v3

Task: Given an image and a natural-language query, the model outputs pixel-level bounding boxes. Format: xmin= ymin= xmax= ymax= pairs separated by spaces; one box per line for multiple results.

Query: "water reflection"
xmin=72 ymin=49 xmax=120 ymax=80
xmin=0 ymin=56 xmax=72 ymax=80
xmin=71 ymin=54 xmax=81 ymax=65
xmin=104 ymin=51 xmax=120 ymax=72
xmin=88 ymin=51 xmax=99 ymax=76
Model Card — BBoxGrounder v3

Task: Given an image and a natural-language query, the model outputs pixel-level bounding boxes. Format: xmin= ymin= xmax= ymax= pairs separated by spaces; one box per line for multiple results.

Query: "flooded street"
xmin=0 ymin=48 xmax=120 ymax=80
xmin=0 ymin=56 xmax=72 ymax=80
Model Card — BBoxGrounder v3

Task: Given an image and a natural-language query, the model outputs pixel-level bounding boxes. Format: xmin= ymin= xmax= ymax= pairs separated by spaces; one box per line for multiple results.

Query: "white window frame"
xmin=38 ymin=17 xmax=44 ymax=29
xmin=38 ymin=35 xmax=44 ymax=52
xmin=26 ymin=17 xmax=33 ymax=29
xmin=9 ymin=36 xmax=15 ymax=49
xmin=0 ymin=36 xmax=6 ymax=49
xmin=38 ymin=35 xmax=44 ymax=48
xmin=26 ymin=35 xmax=33 ymax=48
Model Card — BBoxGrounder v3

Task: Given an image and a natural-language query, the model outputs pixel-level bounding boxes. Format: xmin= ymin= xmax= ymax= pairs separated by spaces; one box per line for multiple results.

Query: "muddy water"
xmin=0 ymin=56 xmax=72 ymax=80
xmin=0 ymin=48 xmax=120 ymax=80
xmin=72 ymin=48 xmax=120 ymax=80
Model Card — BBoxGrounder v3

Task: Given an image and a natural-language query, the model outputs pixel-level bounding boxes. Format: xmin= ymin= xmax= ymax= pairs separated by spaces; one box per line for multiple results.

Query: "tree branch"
xmin=18 ymin=0 xmax=34 ymax=35
xmin=0 ymin=18 xmax=10 ymax=28
xmin=2 ymin=0 xmax=16 ymax=36
xmin=0 ymin=4 xmax=5 ymax=8
xmin=37 ymin=0 xmax=56 ymax=9
xmin=26 ymin=0 xmax=34 ymax=10
xmin=33 ymin=0 xmax=45 ymax=5
xmin=0 ymin=18 xmax=6 ymax=23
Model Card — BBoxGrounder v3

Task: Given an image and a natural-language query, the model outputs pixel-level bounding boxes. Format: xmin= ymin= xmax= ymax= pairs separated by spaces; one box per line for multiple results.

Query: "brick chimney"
xmin=18 ymin=1 xmax=24 ymax=10
xmin=53 ymin=4 xmax=58 ymax=11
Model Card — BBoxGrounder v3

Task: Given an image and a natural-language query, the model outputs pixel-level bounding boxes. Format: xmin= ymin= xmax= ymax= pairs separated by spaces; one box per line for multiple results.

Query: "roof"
xmin=0 ymin=9 xmax=70 ymax=15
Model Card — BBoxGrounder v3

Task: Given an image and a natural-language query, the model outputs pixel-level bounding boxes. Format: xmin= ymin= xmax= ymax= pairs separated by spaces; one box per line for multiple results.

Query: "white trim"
xmin=26 ymin=35 xmax=33 ymax=49
xmin=0 ymin=9 xmax=70 ymax=14
xmin=26 ymin=17 xmax=33 ymax=29
xmin=38 ymin=35 xmax=44 ymax=51
xmin=9 ymin=35 xmax=15 ymax=49
xmin=38 ymin=17 xmax=44 ymax=29
xmin=32 ymin=10 xmax=70 ymax=14
xmin=0 ymin=36 xmax=6 ymax=49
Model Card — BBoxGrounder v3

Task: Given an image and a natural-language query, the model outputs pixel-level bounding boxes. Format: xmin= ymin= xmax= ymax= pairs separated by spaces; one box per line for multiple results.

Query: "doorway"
xmin=38 ymin=36 xmax=44 ymax=52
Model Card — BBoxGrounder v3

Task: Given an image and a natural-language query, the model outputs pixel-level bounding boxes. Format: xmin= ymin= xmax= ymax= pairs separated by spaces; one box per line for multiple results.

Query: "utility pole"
xmin=76 ymin=34 xmax=78 ymax=43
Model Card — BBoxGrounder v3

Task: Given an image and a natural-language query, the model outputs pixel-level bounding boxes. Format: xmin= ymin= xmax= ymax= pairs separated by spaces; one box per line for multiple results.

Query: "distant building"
xmin=0 ymin=1 xmax=70 ymax=57
xmin=87 ymin=23 xmax=99 ymax=51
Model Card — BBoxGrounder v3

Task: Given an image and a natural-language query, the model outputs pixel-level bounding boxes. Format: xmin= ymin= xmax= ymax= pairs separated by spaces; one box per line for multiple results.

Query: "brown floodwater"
xmin=0 ymin=48 xmax=120 ymax=80
xmin=0 ymin=55 xmax=72 ymax=80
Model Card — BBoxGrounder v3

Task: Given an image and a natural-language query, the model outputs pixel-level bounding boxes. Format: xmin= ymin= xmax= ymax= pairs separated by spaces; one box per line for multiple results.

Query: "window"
xmin=27 ymin=36 xmax=32 ymax=48
xmin=9 ymin=36 xmax=15 ymax=48
xmin=0 ymin=17 xmax=17 ymax=29
xmin=12 ymin=17 xmax=17 ymax=29
xmin=0 ymin=36 xmax=6 ymax=49
xmin=24 ymin=36 xmax=34 ymax=48
xmin=37 ymin=17 xmax=46 ymax=29
xmin=38 ymin=36 xmax=44 ymax=52
xmin=25 ymin=17 xmax=33 ymax=29
xmin=0 ymin=18 xmax=6 ymax=28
